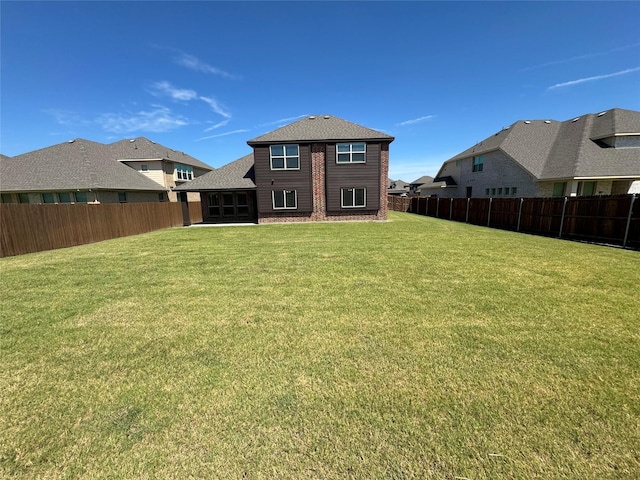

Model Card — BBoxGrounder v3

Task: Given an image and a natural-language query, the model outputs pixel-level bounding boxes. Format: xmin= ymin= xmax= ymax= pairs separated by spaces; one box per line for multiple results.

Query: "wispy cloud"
xmin=204 ymin=119 xmax=230 ymax=132
xmin=548 ymin=66 xmax=640 ymax=90
xmin=43 ymin=109 xmax=92 ymax=127
xmin=196 ymin=129 xmax=250 ymax=141
xmin=173 ymin=50 xmax=239 ymax=79
xmin=521 ymin=43 xmax=640 ymax=72
xmin=258 ymin=115 xmax=308 ymax=127
xmin=199 ymin=96 xmax=231 ymax=119
xmin=398 ymin=115 xmax=434 ymax=126
xmin=97 ymin=106 xmax=188 ymax=133
xmin=150 ymin=81 xmax=198 ymax=101
xmin=150 ymin=81 xmax=231 ymax=122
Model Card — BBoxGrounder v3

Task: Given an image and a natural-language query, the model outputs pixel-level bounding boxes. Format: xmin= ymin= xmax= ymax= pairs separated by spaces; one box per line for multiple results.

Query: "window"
xmin=118 ymin=192 xmax=127 ymax=203
xmin=208 ymin=193 xmax=221 ymax=216
xmin=272 ymin=190 xmax=297 ymax=209
xmin=512 ymin=187 xmax=517 ymax=195
xmin=1 ymin=193 xmax=12 ymax=203
xmin=176 ymin=164 xmax=193 ymax=180
xmin=75 ymin=192 xmax=88 ymax=203
xmin=472 ymin=155 xmax=484 ymax=172
xmin=579 ymin=181 xmax=596 ymax=196
xmin=141 ymin=164 xmax=149 ymax=172
xmin=42 ymin=193 xmax=56 ymax=204
xmin=552 ymin=182 xmax=566 ymax=197
xmin=498 ymin=188 xmax=503 ymax=195
xmin=158 ymin=193 xmax=166 ymax=202
xmin=18 ymin=193 xmax=30 ymax=204
xmin=58 ymin=192 xmax=73 ymax=203
xmin=491 ymin=188 xmax=496 ymax=196
xmin=341 ymin=187 xmax=366 ymax=208
xmin=237 ymin=193 xmax=249 ymax=217
xmin=337 ymin=143 xmax=366 ymax=163
xmin=485 ymin=188 xmax=490 ymax=196
xmin=456 ymin=160 xmax=462 ymax=167
xmin=270 ymin=145 xmax=299 ymax=170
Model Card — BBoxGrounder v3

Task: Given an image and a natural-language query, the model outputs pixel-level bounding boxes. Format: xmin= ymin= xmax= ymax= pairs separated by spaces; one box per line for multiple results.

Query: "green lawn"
xmin=1 ymin=211 xmax=639 ymax=479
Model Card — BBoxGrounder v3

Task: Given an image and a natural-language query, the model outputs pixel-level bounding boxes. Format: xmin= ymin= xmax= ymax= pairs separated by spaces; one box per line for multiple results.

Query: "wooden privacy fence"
xmin=392 ymin=194 xmax=639 ymax=250
xmin=387 ymin=195 xmax=412 ymax=213
xmin=0 ymin=201 xmax=203 ymax=257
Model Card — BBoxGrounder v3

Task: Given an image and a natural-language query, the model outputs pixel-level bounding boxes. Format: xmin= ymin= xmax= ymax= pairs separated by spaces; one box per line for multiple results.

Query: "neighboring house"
xmin=388 ymin=179 xmax=410 ymax=196
xmin=175 ymin=115 xmax=394 ymax=223
xmin=408 ymin=175 xmax=434 ymax=194
xmin=0 ymin=138 xmax=212 ymax=204
xmin=428 ymin=108 xmax=640 ymax=198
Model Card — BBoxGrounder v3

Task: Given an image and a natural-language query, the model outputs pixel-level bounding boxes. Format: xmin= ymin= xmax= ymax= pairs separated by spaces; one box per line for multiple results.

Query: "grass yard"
xmin=1 ymin=211 xmax=639 ymax=479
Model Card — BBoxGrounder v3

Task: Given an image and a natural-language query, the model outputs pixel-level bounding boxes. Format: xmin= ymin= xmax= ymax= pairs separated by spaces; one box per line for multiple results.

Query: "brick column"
xmin=311 ymin=143 xmax=326 ymax=221
xmin=379 ymin=143 xmax=389 ymax=220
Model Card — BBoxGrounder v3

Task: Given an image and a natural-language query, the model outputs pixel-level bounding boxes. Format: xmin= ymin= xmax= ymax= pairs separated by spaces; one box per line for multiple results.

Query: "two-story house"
xmin=421 ymin=108 xmax=640 ymax=198
xmin=176 ymin=115 xmax=394 ymax=223
xmin=0 ymin=137 xmax=212 ymax=204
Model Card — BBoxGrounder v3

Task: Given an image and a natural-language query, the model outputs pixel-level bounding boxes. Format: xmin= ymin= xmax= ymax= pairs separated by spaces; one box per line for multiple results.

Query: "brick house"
xmin=176 ymin=115 xmax=394 ymax=223
xmin=0 ymin=137 xmax=212 ymax=205
xmin=420 ymin=108 xmax=640 ymax=198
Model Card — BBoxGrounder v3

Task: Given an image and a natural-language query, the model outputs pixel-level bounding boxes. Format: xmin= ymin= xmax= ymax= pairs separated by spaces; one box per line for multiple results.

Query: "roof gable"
xmin=247 ymin=115 xmax=394 ymax=145
xmin=108 ymin=137 xmax=213 ymax=170
xmin=174 ymin=154 xmax=255 ymax=191
xmin=442 ymin=108 xmax=640 ymax=180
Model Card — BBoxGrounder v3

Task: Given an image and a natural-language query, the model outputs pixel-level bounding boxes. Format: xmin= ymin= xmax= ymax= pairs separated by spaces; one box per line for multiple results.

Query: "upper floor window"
xmin=1 ymin=193 xmax=13 ymax=203
xmin=472 ymin=155 xmax=484 ymax=172
xmin=141 ymin=164 xmax=149 ymax=172
xmin=42 ymin=193 xmax=56 ymax=204
xmin=118 ymin=192 xmax=127 ymax=203
xmin=337 ymin=143 xmax=366 ymax=163
xmin=270 ymin=145 xmax=299 ymax=170
xmin=176 ymin=164 xmax=193 ymax=180
xmin=18 ymin=193 xmax=30 ymax=204
xmin=58 ymin=192 xmax=73 ymax=203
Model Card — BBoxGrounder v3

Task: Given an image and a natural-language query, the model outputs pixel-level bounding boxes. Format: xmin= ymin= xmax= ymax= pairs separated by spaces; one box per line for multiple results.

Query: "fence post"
xmin=449 ymin=198 xmax=453 ymax=219
xmin=436 ymin=197 xmax=440 ymax=218
xmin=466 ymin=198 xmax=470 ymax=223
xmin=558 ymin=196 xmax=568 ymax=238
xmin=487 ymin=197 xmax=493 ymax=227
xmin=517 ymin=198 xmax=524 ymax=232
xmin=623 ymin=193 xmax=637 ymax=248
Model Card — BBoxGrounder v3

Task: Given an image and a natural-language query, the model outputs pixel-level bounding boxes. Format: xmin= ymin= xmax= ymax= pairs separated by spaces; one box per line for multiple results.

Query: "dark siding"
xmin=326 ymin=142 xmax=381 ymax=212
xmin=254 ymin=144 xmax=313 ymax=213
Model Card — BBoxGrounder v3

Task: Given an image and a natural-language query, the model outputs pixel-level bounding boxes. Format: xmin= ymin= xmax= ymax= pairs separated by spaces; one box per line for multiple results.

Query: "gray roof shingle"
xmin=442 ymin=108 xmax=640 ymax=180
xmin=247 ymin=115 xmax=394 ymax=145
xmin=174 ymin=154 xmax=255 ymax=191
xmin=0 ymin=138 xmax=210 ymax=192
xmin=108 ymin=137 xmax=212 ymax=170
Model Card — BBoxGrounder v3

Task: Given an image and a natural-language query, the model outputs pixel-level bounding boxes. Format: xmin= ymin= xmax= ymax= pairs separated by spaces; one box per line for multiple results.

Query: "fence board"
xmin=391 ymin=194 xmax=639 ymax=249
xmin=0 ymin=202 xmax=189 ymax=257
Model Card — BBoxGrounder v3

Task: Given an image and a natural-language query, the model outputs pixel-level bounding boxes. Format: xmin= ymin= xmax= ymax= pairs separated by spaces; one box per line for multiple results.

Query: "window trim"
xmin=272 ymin=189 xmax=297 ymax=210
xmin=341 ymin=187 xmax=367 ymax=208
xmin=270 ymin=144 xmax=300 ymax=170
xmin=336 ymin=143 xmax=366 ymax=164
xmin=176 ymin=164 xmax=193 ymax=181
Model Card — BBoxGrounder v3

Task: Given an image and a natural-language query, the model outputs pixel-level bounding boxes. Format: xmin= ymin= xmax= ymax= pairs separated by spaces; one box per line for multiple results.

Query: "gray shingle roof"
xmin=2 ymin=138 xmax=177 ymax=192
xmin=442 ymin=108 xmax=640 ymax=180
xmin=247 ymin=115 xmax=394 ymax=145
xmin=108 ymin=137 xmax=212 ymax=170
xmin=410 ymin=175 xmax=434 ymax=186
xmin=174 ymin=154 xmax=255 ymax=191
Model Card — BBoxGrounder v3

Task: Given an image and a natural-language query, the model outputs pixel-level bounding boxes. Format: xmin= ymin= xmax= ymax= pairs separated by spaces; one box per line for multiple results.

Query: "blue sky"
xmin=2 ymin=1 xmax=639 ymax=181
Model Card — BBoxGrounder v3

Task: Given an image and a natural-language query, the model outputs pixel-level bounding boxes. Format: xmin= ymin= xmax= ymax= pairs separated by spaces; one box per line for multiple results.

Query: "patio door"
xmin=206 ymin=191 xmax=255 ymax=223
